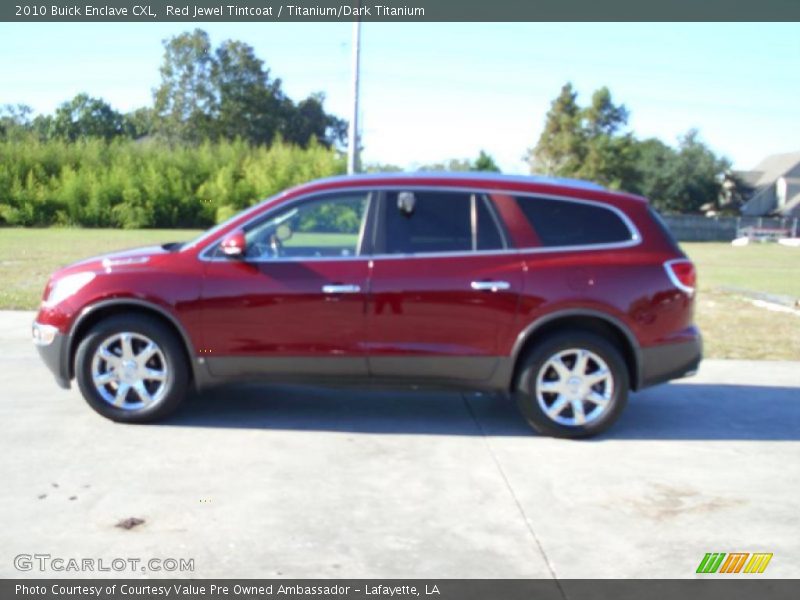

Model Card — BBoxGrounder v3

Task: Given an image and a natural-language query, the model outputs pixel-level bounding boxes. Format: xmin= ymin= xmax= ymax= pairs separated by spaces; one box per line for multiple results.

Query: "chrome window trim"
xmin=198 ymin=185 xmax=642 ymax=263
xmin=470 ymin=193 xmax=478 ymax=252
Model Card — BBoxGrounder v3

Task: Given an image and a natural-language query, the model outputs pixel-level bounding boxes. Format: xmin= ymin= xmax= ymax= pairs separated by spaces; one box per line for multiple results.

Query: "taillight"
xmin=664 ymin=259 xmax=696 ymax=295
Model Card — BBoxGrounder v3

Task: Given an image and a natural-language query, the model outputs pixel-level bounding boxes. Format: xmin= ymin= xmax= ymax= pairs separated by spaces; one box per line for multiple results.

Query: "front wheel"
xmin=75 ymin=314 xmax=189 ymax=423
xmin=513 ymin=330 xmax=629 ymax=439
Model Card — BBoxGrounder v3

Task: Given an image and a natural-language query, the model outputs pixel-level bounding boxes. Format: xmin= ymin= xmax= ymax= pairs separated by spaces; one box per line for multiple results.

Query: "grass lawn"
xmin=0 ymin=228 xmax=200 ymax=310
xmin=1 ymin=229 xmax=798 ymax=360
xmin=682 ymin=242 xmax=800 ymax=298
xmin=681 ymin=242 xmax=800 ymax=361
xmin=0 ymin=228 xmax=352 ymax=309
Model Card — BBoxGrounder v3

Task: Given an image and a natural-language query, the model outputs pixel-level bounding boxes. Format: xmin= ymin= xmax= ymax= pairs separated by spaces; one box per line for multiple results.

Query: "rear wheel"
xmin=75 ymin=314 xmax=189 ymax=423
xmin=514 ymin=330 xmax=628 ymax=438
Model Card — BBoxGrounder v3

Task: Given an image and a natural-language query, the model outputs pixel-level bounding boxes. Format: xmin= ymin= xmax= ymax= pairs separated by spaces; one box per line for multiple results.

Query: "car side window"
xmin=515 ymin=196 xmax=633 ymax=247
xmin=242 ymin=192 xmax=370 ymax=260
xmin=380 ymin=191 xmax=505 ymax=255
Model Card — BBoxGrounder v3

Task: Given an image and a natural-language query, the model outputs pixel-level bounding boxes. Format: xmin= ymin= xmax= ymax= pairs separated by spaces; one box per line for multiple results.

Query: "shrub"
xmin=0 ymin=136 xmax=346 ymax=228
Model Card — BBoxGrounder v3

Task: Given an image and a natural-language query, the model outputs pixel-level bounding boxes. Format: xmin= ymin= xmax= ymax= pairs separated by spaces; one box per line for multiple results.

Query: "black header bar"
xmin=3 ymin=0 xmax=800 ymax=22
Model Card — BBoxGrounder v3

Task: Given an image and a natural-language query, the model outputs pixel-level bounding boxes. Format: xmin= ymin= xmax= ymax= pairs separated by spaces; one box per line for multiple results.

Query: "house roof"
xmin=733 ymin=169 xmax=763 ymax=188
xmin=740 ymin=151 xmax=800 ymax=188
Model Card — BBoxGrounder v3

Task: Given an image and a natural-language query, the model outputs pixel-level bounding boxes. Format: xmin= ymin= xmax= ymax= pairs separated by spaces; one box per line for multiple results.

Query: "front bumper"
xmin=32 ymin=321 xmax=70 ymax=389
xmin=639 ymin=332 xmax=703 ymax=390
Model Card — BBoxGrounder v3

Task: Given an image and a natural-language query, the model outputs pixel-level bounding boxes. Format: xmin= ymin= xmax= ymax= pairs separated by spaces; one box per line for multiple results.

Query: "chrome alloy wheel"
xmin=535 ymin=348 xmax=614 ymax=427
xmin=90 ymin=332 xmax=168 ymax=410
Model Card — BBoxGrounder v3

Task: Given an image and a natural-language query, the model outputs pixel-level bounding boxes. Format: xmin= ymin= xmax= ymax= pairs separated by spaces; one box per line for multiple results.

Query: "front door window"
xmin=242 ymin=192 xmax=370 ymax=260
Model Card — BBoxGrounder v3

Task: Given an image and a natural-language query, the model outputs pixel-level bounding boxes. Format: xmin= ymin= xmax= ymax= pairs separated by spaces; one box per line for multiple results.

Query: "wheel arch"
xmin=510 ymin=309 xmax=642 ymax=391
xmin=66 ymin=299 xmax=198 ymax=384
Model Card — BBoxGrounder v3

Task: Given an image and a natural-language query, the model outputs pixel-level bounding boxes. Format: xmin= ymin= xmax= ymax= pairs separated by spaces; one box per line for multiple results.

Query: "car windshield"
xmin=179 ymin=192 xmax=284 ymax=252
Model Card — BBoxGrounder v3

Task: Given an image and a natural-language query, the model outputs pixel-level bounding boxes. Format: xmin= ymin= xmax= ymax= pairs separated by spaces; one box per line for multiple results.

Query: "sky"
xmin=0 ymin=22 xmax=798 ymax=173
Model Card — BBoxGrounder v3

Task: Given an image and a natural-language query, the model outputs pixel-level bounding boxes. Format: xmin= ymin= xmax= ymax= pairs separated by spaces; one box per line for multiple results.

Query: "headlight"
xmin=43 ymin=272 xmax=96 ymax=308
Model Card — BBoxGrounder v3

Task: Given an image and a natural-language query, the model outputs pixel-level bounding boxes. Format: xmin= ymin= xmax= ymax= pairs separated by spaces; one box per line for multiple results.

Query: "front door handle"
xmin=322 ymin=284 xmax=362 ymax=294
xmin=470 ymin=280 xmax=511 ymax=292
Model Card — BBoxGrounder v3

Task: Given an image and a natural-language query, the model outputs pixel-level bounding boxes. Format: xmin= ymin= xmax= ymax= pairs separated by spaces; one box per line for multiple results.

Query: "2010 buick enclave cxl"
xmin=32 ymin=173 xmax=701 ymax=438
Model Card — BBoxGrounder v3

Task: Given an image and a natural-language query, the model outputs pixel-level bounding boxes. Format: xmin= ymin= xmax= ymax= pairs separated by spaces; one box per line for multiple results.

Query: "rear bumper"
xmin=32 ymin=321 xmax=71 ymax=389
xmin=639 ymin=333 xmax=702 ymax=390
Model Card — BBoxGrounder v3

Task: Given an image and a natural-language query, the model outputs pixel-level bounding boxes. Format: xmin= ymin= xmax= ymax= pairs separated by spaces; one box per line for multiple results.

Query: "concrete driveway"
xmin=1 ymin=310 xmax=798 ymax=579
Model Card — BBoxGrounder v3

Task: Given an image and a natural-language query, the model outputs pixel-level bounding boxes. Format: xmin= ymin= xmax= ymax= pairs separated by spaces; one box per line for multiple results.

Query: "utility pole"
xmin=347 ymin=17 xmax=361 ymax=175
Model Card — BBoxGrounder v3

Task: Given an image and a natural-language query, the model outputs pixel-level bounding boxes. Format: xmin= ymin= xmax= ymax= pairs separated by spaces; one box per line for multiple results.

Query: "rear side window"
xmin=381 ymin=191 xmax=505 ymax=254
xmin=515 ymin=196 xmax=633 ymax=247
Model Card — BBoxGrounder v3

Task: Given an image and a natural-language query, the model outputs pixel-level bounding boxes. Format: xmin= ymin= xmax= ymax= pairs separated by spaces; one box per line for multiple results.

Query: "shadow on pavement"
xmin=608 ymin=383 xmax=800 ymax=441
xmin=171 ymin=383 xmax=495 ymax=436
xmin=164 ymin=382 xmax=800 ymax=441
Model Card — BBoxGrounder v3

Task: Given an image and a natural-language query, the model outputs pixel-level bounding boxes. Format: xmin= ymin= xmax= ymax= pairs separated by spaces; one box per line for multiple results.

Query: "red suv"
xmin=32 ymin=173 xmax=701 ymax=438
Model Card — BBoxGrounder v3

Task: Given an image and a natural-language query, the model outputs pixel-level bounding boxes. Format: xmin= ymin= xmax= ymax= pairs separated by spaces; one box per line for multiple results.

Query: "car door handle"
xmin=322 ymin=284 xmax=362 ymax=294
xmin=470 ymin=280 xmax=511 ymax=292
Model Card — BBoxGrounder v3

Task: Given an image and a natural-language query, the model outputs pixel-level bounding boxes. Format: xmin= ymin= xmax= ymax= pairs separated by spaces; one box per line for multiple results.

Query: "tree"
xmin=584 ymin=87 xmax=628 ymax=137
xmin=578 ymin=133 xmax=640 ymax=190
xmin=281 ymin=93 xmax=347 ymax=149
xmin=212 ymin=39 xmax=285 ymax=145
xmin=364 ymin=162 xmax=404 ymax=173
xmin=526 ymin=83 xmax=729 ymax=210
xmin=629 ymin=137 xmax=675 ymax=205
xmin=415 ymin=150 xmax=501 ymax=173
xmin=416 ymin=158 xmax=472 ymax=172
xmin=575 ymin=87 xmax=638 ymax=188
xmin=49 ymin=94 xmax=126 ymax=141
xmin=629 ymin=131 xmax=729 ymax=213
xmin=527 ymin=83 xmax=636 ymax=188
xmin=471 ymin=150 xmax=501 ymax=172
xmin=526 ymin=83 xmax=585 ymax=176
xmin=153 ymin=29 xmax=217 ymax=142
xmin=152 ymin=29 xmax=346 ymax=148
xmin=659 ymin=130 xmax=729 ymax=213
xmin=123 ymin=107 xmax=156 ymax=139
xmin=0 ymin=104 xmax=33 ymax=139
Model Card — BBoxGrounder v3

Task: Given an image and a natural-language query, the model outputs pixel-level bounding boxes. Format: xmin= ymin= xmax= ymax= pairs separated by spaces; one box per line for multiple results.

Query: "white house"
xmin=735 ymin=151 xmax=800 ymax=217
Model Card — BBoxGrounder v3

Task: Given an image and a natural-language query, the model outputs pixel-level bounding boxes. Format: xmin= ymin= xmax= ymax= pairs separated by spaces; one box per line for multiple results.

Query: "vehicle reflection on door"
xmin=200 ymin=259 xmax=370 ymax=377
xmin=366 ymin=254 xmax=522 ymax=382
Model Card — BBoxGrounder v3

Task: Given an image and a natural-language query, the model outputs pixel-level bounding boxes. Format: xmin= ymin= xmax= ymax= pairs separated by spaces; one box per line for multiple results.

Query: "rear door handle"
xmin=322 ymin=284 xmax=362 ymax=294
xmin=470 ymin=280 xmax=511 ymax=292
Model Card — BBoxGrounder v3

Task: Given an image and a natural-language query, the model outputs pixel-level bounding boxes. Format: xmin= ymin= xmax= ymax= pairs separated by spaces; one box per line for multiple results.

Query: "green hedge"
xmin=0 ymin=137 xmax=345 ymax=228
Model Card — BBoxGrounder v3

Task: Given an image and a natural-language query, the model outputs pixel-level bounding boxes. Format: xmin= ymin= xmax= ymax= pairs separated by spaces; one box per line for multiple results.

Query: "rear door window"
xmin=379 ymin=191 xmax=505 ymax=254
xmin=476 ymin=195 xmax=506 ymax=250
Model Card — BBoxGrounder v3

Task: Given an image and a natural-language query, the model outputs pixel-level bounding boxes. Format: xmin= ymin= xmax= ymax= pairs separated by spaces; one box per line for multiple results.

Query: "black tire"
xmin=75 ymin=314 xmax=189 ymax=423
xmin=513 ymin=330 xmax=629 ymax=439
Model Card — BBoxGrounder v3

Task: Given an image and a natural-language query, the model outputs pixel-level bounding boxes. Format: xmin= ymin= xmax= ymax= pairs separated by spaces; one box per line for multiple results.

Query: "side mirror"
xmin=220 ymin=229 xmax=246 ymax=258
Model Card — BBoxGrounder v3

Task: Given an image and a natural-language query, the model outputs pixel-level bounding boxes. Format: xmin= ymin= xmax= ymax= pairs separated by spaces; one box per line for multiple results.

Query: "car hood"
xmin=54 ymin=245 xmax=176 ymax=277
